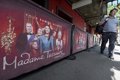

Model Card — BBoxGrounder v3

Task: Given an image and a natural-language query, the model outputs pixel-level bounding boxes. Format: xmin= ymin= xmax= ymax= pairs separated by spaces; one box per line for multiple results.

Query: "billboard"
xmin=0 ymin=0 xmax=71 ymax=80
xmin=73 ymin=28 xmax=87 ymax=53
xmin=93 ymin=35 xmax=99 ymax=45
xmin=88 ymin=34 xmax=94 ymax=48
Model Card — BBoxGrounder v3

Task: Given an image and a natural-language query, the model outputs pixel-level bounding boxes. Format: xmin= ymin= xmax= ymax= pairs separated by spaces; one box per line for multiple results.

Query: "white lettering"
xmin=3 ymin=53 xmax=45 ymax=70
xmin=47 ymin=50 xmax=64 ymax=58
xmin=18 ymin=60 xmax=23 ymax=66
xmin=3 ymin=56 xmax=17 ymax=70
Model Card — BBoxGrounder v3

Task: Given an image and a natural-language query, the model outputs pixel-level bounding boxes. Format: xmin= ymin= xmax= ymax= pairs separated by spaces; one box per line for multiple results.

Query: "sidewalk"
xmin=13 ymin=45 xmax=120 ymax=80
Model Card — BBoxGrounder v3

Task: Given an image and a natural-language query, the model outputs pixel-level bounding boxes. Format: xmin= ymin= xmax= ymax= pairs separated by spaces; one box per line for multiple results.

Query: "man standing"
xmin=99 ymin=8 xmax=118 ymax=59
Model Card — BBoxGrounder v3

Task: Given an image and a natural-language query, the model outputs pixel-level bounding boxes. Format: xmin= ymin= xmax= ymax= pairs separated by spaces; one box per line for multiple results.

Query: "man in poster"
xmin=16 ymin=22 xmax=35 ymax=53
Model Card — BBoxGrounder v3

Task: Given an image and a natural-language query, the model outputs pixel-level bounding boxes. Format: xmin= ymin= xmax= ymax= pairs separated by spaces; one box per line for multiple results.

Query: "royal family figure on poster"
xmin=16 ymin=14 xmax=64 ymax=54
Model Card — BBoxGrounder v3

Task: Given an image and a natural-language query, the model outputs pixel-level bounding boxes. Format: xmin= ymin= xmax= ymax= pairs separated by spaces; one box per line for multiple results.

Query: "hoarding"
xmin=88 ymin=34 xmax=94 ymax=48
xmin=73 ymin=28 xmax=87 ymax=53
xmin=93 ymin=35 xmax=99 ymax=45
xmin=0 ymin=0 xmax=71 ymax=80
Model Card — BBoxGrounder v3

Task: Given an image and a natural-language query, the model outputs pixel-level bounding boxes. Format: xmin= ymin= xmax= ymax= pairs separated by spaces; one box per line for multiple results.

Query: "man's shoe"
xmin=108 ymin=55 xmax=114 ymax=60
xmin=100 ymin=52 xmax=104 ymax=54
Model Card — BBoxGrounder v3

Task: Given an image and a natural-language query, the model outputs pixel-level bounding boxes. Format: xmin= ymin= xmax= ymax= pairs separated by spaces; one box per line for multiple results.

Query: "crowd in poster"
xmin=16 ymin=13 xmax=65 ymax=55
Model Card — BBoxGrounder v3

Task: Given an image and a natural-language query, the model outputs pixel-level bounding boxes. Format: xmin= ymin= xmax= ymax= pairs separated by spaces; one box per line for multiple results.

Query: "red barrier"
xmin=0 ymin=0 xmax=72 ymax=80
xmin=88 ymin=34 xmax=94 ymax=48
xmin=73 ymin=28 xmax=87 ymax=53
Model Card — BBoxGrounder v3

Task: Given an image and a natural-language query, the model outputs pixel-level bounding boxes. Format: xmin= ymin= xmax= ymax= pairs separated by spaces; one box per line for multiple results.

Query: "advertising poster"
xmin=0 ymin=0 xmax=71 ymax=80
xmin=73 ymin=28 xmax=87 ymax=53
xmin=88 ymin=34 xmax=94 ymax=48
xmin=93 ymin=35 xmax=99 ymax=45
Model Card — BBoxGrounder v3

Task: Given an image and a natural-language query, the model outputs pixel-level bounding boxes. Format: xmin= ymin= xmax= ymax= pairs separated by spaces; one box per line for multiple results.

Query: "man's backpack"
xmin=95 ymin=20 xmax=108 ymax=34
xmin=95 ymin=24 xmax=103 ymax=34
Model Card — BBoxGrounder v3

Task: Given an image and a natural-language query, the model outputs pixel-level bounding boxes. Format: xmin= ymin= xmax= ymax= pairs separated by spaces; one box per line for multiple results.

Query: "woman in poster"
xmin=29 ymin=40 xmax=39 ymax=54
xmin=35 ymin=17 xmax=43 ymax=39
xmin=39 ymin=24 xmax=54 ymax=53
xmin=35 ymin=28 xmax=43 ymax=39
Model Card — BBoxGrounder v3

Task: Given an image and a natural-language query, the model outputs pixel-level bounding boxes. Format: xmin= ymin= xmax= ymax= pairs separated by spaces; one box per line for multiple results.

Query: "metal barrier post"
xmin=67 ymin=24 xmax=76 ymax=60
